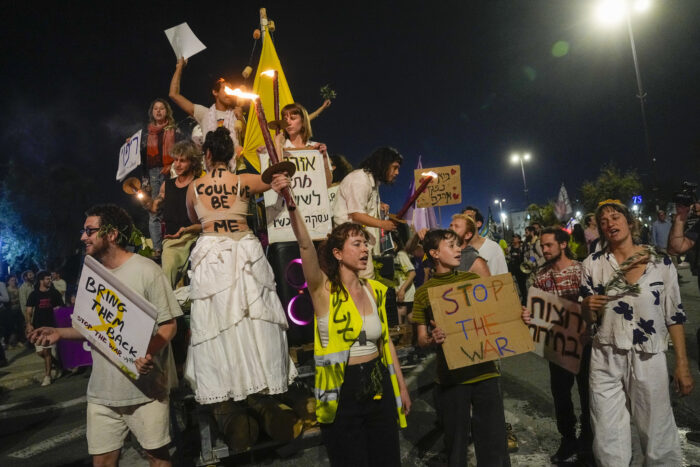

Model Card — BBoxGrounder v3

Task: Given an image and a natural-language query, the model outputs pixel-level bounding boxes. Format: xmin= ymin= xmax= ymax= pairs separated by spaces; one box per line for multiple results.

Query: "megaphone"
xmin=520 ymin=258 xmax=538 ymax=275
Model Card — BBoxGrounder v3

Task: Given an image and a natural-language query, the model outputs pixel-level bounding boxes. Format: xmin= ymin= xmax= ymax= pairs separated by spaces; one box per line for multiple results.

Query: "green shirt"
xmin=412 ymin=270 xmax=499 ymax=385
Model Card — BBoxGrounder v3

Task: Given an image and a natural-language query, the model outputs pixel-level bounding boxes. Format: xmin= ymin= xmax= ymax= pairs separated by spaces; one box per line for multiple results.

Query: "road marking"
xmin=0 ymin=396 xmax=86 ymax=420
xmin=8 ymin=425 xmax=86 ymax=459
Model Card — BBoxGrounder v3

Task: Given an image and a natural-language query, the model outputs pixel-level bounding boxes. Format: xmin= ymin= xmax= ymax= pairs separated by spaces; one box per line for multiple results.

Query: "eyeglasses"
xmin=80 ymin=227 xmax=101 ymax=236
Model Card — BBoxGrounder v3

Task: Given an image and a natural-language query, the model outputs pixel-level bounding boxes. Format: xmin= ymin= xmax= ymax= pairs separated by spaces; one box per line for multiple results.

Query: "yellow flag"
xmin=242 ymin=27 xmax=294 ymax=172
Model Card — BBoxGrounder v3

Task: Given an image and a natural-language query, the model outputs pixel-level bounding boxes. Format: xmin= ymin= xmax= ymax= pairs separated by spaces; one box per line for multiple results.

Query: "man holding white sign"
xmin=30 ymin=204 xmax=181 ymax=467
xmin=531 ymin=227 xmax=592 ymax=464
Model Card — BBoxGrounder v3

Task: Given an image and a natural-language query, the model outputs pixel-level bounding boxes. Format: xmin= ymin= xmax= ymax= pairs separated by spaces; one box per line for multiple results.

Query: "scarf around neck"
xmin=147 ymin=122 xmax=175 ymax=169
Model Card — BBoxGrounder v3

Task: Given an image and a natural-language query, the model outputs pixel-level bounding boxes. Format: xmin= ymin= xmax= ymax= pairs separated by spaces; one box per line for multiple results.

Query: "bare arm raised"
xmin=270 ymin=173 xmax=327 ymax=305
xmin=169 ymin=58 xmax=195 ymax=116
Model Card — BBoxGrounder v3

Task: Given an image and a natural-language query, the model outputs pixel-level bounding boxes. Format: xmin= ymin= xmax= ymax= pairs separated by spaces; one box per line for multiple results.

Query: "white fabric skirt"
xmin=184 ymin=234 xmax=297 ymax=404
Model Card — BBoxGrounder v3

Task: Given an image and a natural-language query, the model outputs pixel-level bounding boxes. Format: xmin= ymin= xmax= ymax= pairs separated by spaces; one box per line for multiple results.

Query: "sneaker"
xmin=550 ymin=437 xmax=577 ymax=463
xmin=41 ymin=375 xmax=52 ymax=386
xmin=506 ymin=423 xmax=519 ymax=452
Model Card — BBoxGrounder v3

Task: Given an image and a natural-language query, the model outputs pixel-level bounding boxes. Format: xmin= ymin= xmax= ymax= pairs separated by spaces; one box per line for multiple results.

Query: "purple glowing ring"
xmin=287 ymin=294 xmax=313 ymax=326
xmin=285 ymin=258 xmax=307 ymax=289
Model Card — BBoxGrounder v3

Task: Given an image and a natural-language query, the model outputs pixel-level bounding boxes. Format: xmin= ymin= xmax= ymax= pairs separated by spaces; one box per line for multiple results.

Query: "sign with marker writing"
xmin=261 ymin=148 xmax=332 ymax=243
xmin=428 ymin=273 xmax=533 ymax=369
xmin=116 ymin=130 xmax=142 ymax=181
xmin=527 ymin=287 xmax=587 ymax=374
xmin=73 ymin=255 xmax=157 ymax=379
xmin=414 ymin=165 xmax=461 ymax=208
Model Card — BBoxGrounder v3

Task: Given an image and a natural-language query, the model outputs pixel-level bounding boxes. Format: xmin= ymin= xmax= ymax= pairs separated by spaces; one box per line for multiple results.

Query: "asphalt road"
xmin=2 ymin=273 xmax=699 ymax=466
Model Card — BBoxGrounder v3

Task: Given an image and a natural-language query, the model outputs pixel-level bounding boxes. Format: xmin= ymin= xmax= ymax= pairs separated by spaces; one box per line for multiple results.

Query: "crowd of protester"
xmin=4 ymin=65 xmax=695 ymax=466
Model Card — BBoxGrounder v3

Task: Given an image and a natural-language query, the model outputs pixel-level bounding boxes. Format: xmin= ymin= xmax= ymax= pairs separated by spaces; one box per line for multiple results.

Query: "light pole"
xmin=595 ymin=0 xmax=655 ymax=189
xmin=494 ymin=197 xmax=507 ymax=229
xmin=510 ymin=153 xmax=531 ymax=205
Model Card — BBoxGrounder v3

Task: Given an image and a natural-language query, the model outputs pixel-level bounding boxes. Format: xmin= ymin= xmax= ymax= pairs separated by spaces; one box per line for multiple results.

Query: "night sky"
xmin=3 ymin=1 xmax=699 ymax=229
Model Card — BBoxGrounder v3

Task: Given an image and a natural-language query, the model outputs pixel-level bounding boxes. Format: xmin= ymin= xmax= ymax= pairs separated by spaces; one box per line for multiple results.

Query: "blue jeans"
xmin=148 ymin=167 xmax=164 ymax=252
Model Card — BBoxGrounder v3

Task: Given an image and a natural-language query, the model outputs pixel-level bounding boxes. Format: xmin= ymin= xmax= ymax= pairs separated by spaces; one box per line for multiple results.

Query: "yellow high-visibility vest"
xmin=313 ymin=279 xmax=407 ymax=427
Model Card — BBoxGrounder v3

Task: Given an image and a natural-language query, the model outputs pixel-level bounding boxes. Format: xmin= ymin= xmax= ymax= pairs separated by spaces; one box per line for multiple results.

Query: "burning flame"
xmin=421 ymin=171 xmax=438 ymax=179
xmin=136 ymin=191 xmax=144 ymax=200
xmin=224 ymin=86 xmax=259 ymax=100
xmin=260 ymin=69 xmax=276 ymax=77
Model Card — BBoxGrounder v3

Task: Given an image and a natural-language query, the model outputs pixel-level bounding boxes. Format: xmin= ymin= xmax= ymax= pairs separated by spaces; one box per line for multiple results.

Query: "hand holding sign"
xmin=164 ymin=23 xmax=206 ymax=60
xmin=428 ymin=273 xmax=533 ymax=370
xmin=527 ymin=287 xmax=589 ymax=374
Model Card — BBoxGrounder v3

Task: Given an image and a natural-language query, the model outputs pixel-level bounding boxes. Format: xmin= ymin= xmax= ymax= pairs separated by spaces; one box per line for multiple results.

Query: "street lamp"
xmin=595 ymin=0 xmax=655 ymax=187
xmin=494 ymin=198 xmax=507 ymax=228
xmin=510 ymin=153 xmax=531 ymax=204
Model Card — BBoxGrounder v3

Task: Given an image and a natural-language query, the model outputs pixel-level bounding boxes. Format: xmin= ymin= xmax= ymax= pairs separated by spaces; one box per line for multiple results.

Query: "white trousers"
xmin=589 ymin=343 xmax=681 ymax=467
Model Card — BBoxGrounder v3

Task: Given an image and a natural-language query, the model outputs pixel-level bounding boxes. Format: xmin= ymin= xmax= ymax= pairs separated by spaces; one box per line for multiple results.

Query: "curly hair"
xmin=85 ymin=204 xmax=133 ymax=248
xmin=202 ymin=127 xmax=234 ymax=164
xmin=359 ymin=147 xmax=402 ymax=184
xmin=171 ymin=140 xmax=203 ymax=177
xmin=147 ymin=98 xmax=176 ymax=128
xmin=317 ymin=222 xmax=370 ymax=300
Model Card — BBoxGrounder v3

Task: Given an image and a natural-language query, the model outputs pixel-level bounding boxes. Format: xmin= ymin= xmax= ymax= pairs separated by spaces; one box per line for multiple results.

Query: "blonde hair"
xmin=171 ymin=141 xmax=203 ymax=177
xmin=451 ymin=213 xmax=477 ymax=238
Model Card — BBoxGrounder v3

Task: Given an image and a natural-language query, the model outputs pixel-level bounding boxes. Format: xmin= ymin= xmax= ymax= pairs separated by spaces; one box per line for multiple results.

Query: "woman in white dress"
xmin=184 ymin=127 xmax=296 ymax=404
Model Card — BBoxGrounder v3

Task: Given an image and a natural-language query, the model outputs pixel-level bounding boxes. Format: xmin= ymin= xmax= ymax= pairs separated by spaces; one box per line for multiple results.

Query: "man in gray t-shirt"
xmin=30 ymin=204 xmax=181 ymax=466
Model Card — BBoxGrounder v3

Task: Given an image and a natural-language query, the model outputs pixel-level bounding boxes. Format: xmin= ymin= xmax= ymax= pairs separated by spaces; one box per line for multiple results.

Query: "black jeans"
xmin=549 ymin=343 xmax=592 ymax=443
xmin=436 ymin=377 xmax=510 ymax=467
xmin=320 ymin=358 xmax=401 ymax=467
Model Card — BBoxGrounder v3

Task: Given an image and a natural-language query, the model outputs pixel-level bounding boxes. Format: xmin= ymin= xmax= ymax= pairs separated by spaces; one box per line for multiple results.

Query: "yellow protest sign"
xmin=428 ymin=273 xmax=533 ymax=369
xmin=414 ymin=165 xmax=461 ymax=208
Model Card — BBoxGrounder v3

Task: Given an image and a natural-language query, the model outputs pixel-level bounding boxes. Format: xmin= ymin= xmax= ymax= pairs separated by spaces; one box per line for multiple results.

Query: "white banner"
xmin=73 ymin=255 xmax=157 ymax=379
xmin=261 ymin=149 xmax=332 ymax=243
xmin=116 ymin=130 xmax=142 ymax=181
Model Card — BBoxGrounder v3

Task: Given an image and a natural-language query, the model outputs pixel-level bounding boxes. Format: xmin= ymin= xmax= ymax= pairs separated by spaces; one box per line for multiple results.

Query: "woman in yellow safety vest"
xmin=271 ymin=173 xmax=411 ymax=466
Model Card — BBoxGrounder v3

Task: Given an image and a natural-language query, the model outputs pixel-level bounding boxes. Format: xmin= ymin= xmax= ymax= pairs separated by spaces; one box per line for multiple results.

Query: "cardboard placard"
xmin=428 ymin=273 xmax=533 ymax=369
xmin=414 ymin=165 xmax=461 ymax=208
xmin=527 ymin=287 xmax=587 ymax=374
xmin=261 ymin=148 xmax=332 ymax=243
xmin=115 ymin=130 xmax=142 ymax=181
xmin=73 ymin=256 xmax=157 ymax=379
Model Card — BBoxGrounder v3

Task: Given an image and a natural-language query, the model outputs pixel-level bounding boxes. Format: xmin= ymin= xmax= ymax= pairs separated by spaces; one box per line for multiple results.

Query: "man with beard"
xmin=533 ymin=228 xmax=592 ymax=464
xmin=333 ymin=147 xmax=402 ymax=279
xmin=30 ymin=205 xmax=181 ymax=467
xmin=169 ymin=58 xmax=245 ymax=160
xmin=524 ymin=224 xmax=545 ymax=270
